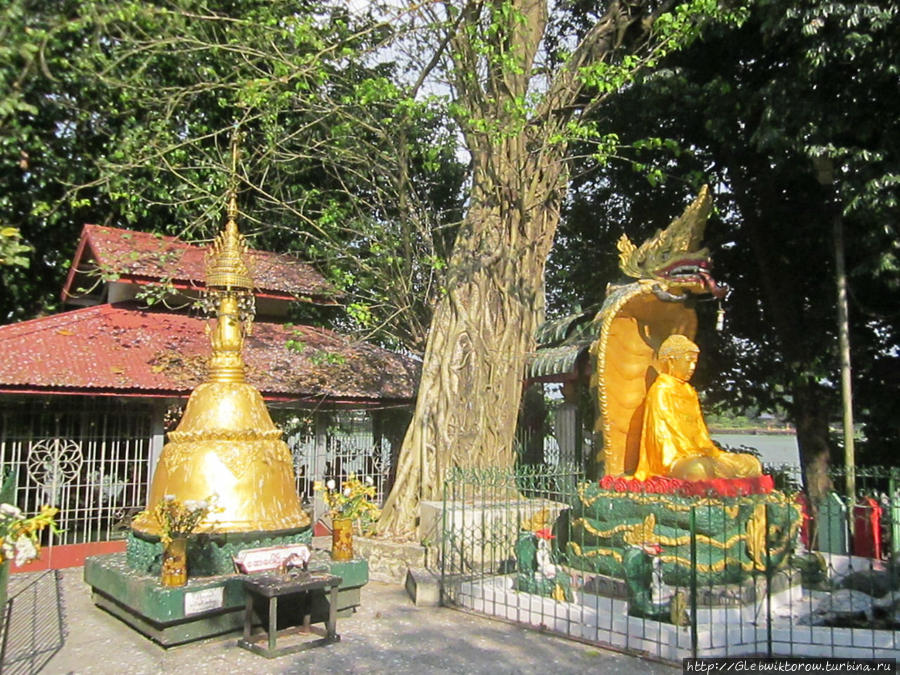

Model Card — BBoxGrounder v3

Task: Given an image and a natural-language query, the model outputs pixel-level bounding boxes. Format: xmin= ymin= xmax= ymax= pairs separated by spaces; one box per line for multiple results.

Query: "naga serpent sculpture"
xmin=531 ymin=185 xmax=728 ymax=477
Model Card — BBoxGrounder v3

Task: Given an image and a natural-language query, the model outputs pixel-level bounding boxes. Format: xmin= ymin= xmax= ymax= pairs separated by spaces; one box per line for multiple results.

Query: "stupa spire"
xmin=204 ymin=135 xmax=255 ymax=383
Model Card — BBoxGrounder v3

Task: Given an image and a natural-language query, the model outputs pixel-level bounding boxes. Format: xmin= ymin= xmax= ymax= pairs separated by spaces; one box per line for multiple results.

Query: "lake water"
xmin=712 ymin=432 xmax=800 ymax=467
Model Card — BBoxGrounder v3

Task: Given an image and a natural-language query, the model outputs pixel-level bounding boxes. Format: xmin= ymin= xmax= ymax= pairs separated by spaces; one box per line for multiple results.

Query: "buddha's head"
xmin=658 ymin=334 xmax=699 ymax=382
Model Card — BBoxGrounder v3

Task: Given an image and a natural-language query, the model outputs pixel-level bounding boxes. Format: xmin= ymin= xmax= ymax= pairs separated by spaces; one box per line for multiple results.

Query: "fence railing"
xmin=0 ymin=397 xmax=409 ymax=549
xmin=440 ymin=464 xmax=900 ymax=663
xmin=0 ymin=399 xmax=154 ymax=546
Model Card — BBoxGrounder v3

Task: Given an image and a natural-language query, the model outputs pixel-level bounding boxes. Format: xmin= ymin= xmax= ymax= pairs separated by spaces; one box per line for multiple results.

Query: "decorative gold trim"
xmin=205 ymin=216 xmax=254 ymax=292
xmin=617 ymin=185 xmax=712 ymax=280
xmin=572 ymin=517 xmax=639 ymax=539
xmin=566 ymin=541 xmax=623 ymax=563
xmin=574 ymin=516 xmax=748 ymax=550
xmin=590 ymin=281 xmax=656 ymax=468
xmin=576 ymin=482 xmax=796 ymax=511
xmin=745 ymin=502 xmax=768 ymax=571
xmin=591 ymin=186 xmax=715 ymax=475
xmin=657 ymin=554 xmax=756 ymax=573
xmin=577 ymin=482 xmax=711 ymax=509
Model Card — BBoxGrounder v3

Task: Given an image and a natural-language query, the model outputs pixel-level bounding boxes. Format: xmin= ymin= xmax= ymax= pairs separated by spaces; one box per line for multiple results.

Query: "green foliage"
xmin=0 ymin=227 xmax=31 ymax=268
xmin=550 ymin=0 xmax=899 ymax=466
xmin=0 ymin=0 xmax=465 ymax=353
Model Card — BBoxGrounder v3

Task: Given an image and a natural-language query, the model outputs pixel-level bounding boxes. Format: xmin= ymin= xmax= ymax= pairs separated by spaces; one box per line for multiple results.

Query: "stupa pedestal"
xmin=85 ymin=546 xmax=368 ymax=646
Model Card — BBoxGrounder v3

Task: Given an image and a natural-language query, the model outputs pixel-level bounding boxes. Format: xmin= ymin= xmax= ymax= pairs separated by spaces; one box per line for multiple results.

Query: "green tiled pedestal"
xmin=84 ymin=552 xmax=368 ymax=647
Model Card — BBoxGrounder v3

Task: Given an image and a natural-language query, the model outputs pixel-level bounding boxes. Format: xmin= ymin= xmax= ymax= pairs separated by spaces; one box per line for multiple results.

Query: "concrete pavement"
xmin=3 ymin=566 xmax=678 ymax=675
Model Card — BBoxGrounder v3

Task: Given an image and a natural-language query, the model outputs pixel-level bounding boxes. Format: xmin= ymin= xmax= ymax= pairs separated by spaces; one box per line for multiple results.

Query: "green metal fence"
xmin=439 ymin=464 xmax=900 ymax=663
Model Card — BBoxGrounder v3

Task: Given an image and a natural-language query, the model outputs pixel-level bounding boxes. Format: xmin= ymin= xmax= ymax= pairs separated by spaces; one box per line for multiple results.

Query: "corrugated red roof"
xmin=62 ymin=224 xmax=339 ymax=304
xmin=0 ymin=303 xmax=418 ymax=402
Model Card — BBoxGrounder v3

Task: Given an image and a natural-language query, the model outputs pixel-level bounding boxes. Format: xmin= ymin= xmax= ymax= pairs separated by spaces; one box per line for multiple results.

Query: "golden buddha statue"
xmin=633 ymin=335 xmax=761 ymax=481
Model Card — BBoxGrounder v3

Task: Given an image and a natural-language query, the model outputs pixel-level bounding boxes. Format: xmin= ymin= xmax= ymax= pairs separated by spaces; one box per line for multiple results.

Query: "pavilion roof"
xmin=0 ymin=303 xmax=418 ymax=403
xmin=61 ymin=224 xmax=340 ymax=305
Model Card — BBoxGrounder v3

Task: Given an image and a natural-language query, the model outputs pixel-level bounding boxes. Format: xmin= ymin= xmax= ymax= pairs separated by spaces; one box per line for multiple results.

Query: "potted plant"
xmin=315 ymin=475 xmax=379 ymax=561
xmin=134 ymin=494 xmax=219 ymax=586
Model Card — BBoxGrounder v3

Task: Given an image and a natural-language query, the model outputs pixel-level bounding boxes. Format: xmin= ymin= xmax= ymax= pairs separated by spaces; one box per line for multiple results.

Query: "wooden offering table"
xmin=238 ymin=571 xmax=342 ymax=658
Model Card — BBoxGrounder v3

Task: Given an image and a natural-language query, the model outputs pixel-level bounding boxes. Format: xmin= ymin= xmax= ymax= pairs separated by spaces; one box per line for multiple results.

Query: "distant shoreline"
xmin=708 ymin=427 xmax=795 ymax=436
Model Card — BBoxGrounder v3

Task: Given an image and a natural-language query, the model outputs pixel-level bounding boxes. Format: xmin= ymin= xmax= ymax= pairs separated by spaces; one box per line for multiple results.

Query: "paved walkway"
xmin=3 ymin=567 xmax=678 ymax=675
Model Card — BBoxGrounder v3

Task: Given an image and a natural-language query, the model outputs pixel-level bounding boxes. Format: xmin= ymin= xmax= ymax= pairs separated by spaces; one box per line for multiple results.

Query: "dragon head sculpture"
xmin=616 ymin=185 xmax=728 ymax=301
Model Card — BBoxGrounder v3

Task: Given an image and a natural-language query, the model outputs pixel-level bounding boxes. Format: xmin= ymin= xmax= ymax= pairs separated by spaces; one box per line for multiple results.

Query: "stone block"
xmin=404 ymin=567 xmax=441 ymax=607
xmin=354 ymin=536 xmax=435 ymax=584
xmin=420 ymin=498 xmax=569 ymax=571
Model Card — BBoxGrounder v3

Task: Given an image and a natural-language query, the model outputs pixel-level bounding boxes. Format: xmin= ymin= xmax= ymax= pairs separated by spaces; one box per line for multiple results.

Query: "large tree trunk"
xmin=793 ymin=379 xmax=834 ymax=546
xmin=378 ymin=140 xmax=565 ymax=535
xmin=728 ymin=162 xmax=834 ymax=511
xmin=377 ymin=0 xmax=656 ymax=535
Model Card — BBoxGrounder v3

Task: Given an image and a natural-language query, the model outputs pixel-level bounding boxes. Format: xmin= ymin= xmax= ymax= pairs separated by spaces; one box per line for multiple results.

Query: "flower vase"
xmin=160 ymin=537 xmax=188 ymax=587
xmin=331 ymin=518 xmax=353 ymax=561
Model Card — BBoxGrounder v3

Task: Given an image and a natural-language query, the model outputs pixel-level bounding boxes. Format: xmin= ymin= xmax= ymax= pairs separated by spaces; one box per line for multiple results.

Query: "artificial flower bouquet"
xmin=314 ymin=474 xmax=380 ymax=527
xmin=0 ymin=502 xmax=59 ymax=567
xmin=137 ymin=494 xmax=220 ymax=545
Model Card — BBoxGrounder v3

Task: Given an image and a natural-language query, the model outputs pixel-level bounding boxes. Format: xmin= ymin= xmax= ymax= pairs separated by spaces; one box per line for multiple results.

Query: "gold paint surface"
xmin=133 ymin=380 xmax=310 ymax=535
xmin=633 ymin=337 xmax=761 ymax=481
xmin=591 ymin=287 xmax=698 ymax=475
xmin=592 ymin=186 xmax=737 ymax=478
xmin=205 ymin=212 xmax=254 ymax=292
xmin=617 ymin=185 xmax=712 ymax=280
xmin=565 ymin=541 xmax=623 ymax=563
xmin=745 ymin=502 xmax=768 ymax=571
xmin=622 ymin=514 xmax=658 ymax=547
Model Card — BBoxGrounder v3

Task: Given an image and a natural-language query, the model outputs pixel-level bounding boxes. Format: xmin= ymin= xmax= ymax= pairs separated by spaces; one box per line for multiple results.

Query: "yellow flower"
xmin=135 ymin=494 xmax=221 ymax=546
xmin=0 ymin=502 xmax=59 ymax=566
xmin=314 ymin=474 xmax=380 ymax=524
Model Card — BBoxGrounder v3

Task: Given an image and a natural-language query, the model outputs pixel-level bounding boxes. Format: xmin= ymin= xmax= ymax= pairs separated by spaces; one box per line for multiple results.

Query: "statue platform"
xmin=453 ymin=567 xmax=803 ymax=661
xmin=565 ymin=479 xmax=801 ymax=588
xmin=84 ymin=550 xmax=368 ymax=647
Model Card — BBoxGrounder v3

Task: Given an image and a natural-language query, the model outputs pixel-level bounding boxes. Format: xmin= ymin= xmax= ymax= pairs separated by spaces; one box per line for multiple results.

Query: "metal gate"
xmin=0 ymin=397 xmax=156 ymax=546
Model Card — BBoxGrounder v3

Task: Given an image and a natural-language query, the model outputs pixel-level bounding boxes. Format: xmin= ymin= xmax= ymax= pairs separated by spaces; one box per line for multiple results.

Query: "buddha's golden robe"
xmin=634 ymin=373 xmax=762 ymax=481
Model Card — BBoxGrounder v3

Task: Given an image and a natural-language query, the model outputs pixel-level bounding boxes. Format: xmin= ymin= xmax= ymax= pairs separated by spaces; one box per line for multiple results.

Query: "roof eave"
xmin=0 ymin=386 xmax=414 ymax=406
xmin=112 ymin=274 xmax=343 ymax=305
xmin=60 ymin=225 xmax=96 ymax=304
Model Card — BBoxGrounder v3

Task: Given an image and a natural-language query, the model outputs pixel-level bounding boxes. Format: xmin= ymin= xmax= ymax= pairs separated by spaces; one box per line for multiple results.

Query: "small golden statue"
xmin=633 ymin=335 xmax=761 ymax=481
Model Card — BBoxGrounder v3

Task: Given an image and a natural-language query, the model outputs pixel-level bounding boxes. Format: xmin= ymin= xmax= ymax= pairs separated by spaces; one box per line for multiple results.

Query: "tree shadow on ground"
xmin=1 ymin=570 xmax=66 ymax=674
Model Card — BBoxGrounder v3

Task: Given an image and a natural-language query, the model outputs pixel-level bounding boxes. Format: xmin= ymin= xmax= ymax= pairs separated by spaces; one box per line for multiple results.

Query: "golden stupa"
xmin=132 ymin=193 xmax=310 ymax=536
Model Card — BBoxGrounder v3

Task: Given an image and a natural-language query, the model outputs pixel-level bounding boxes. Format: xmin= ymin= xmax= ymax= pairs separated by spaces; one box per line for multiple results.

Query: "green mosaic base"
xmin=126 ymin=527 xmax=312 ymax=577
xmin=565 ymin=485 xmax=802 ymax=586
xmin=85 ymin=551 xmax=369 ymax=646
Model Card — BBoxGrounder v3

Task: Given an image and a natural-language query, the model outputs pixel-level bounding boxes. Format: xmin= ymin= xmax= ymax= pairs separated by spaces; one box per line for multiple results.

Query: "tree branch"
xmin=535 ymin=0 xmax=677 ymax=124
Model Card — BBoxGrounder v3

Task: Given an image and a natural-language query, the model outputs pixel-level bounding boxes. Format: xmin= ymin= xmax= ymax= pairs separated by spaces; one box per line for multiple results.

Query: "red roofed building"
xmin=61 ymin=224 xmax=340 ymax=312
xmin=0 ymin=225 xmax=418 ymax=567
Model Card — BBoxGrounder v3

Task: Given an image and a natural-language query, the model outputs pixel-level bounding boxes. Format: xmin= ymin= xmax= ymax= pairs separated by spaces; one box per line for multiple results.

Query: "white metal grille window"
xmin=0 ymin=398 xmax=155 ymax=547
